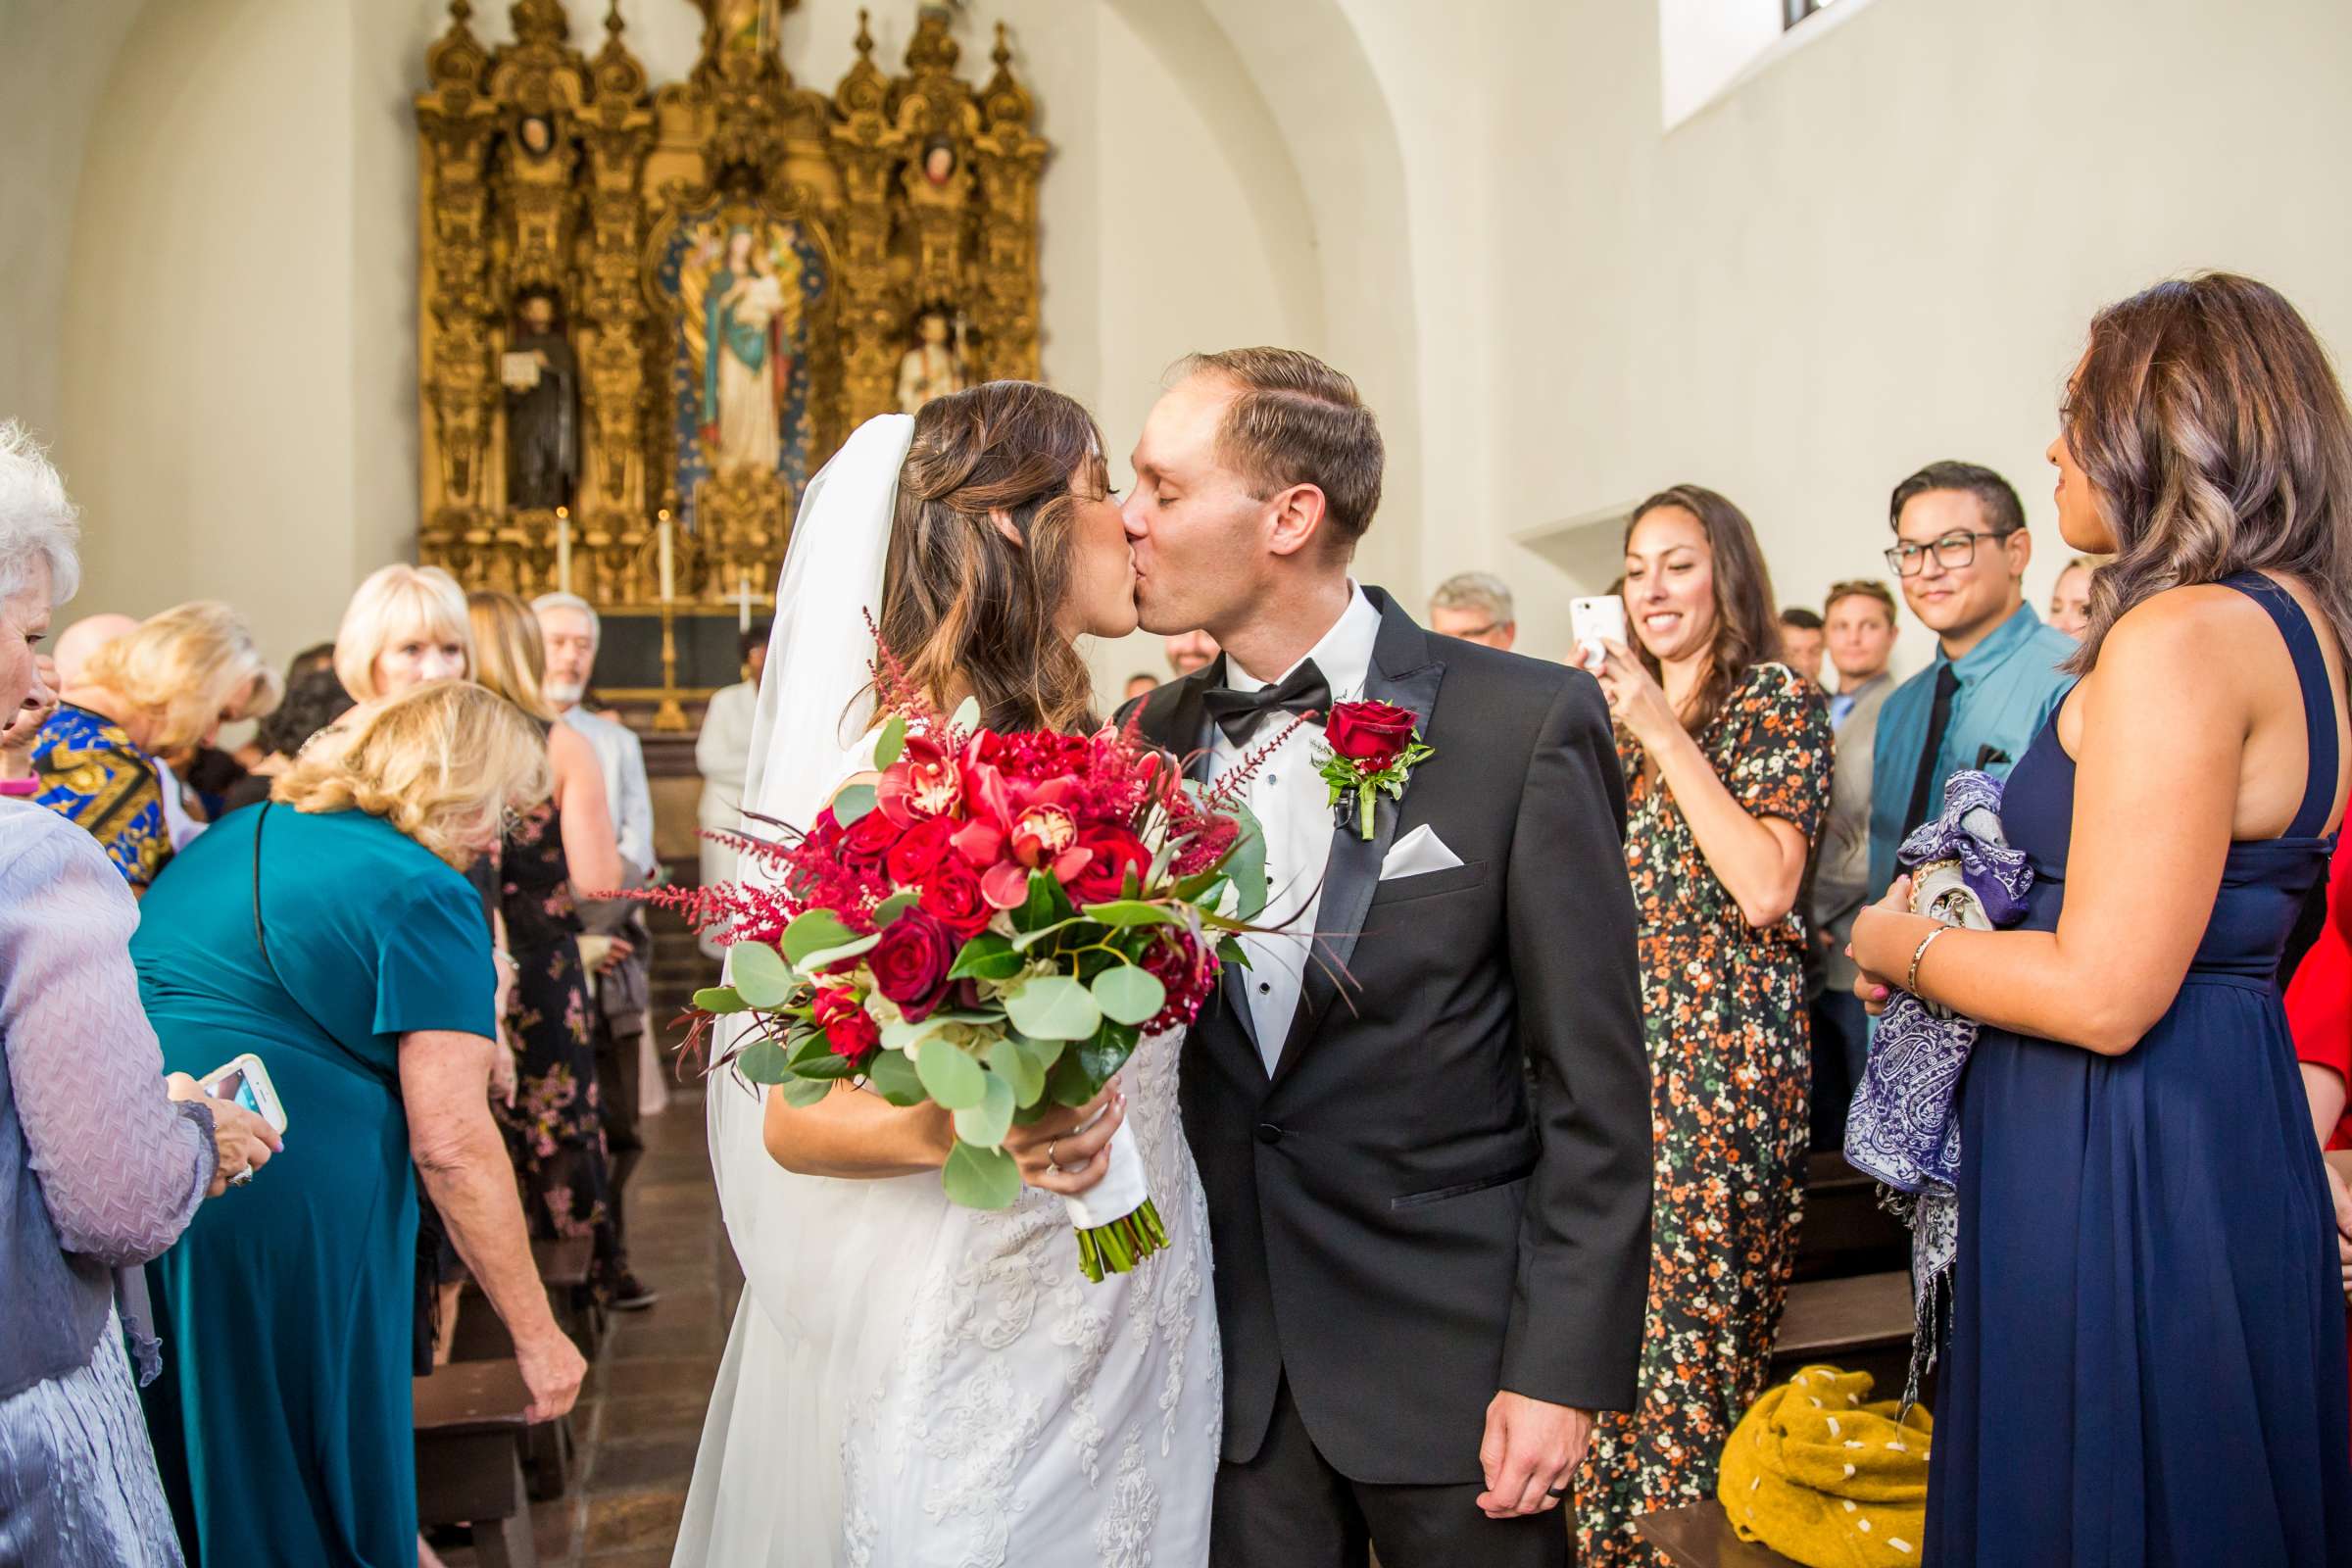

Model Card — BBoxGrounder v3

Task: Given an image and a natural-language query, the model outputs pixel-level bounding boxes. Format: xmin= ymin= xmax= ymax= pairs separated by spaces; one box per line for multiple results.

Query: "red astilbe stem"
xmin=1202 ymin=712 xmax=1317 ymax=808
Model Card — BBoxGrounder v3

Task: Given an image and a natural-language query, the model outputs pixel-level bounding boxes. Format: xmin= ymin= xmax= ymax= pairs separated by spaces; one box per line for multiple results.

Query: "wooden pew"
xmin=1636 ymin=1501 xmax=1805 ymax=1567
xmin=1770 ymin=1268 xmax=1916 ymax=1395
xmin=414 ymin=1359 xmax=536 ymax=1568
xmin=1793 ymin=1151 xmax=1910 ymax=1283
xmin=444 ymin=1237 xmax=594 ymax=1499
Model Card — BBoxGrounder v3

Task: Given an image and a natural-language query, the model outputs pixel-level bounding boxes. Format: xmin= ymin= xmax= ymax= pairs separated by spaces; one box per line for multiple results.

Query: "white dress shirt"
xmin=560 ymin=705 xmax=656 ymax=883
xmin=1206 ymin=585 xmax=1382 ymax=1069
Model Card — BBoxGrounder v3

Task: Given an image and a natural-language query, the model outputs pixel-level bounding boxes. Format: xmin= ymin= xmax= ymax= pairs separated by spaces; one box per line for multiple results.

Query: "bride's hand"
xmin=1001 ymin=1077 xmax=1127 ymax=1196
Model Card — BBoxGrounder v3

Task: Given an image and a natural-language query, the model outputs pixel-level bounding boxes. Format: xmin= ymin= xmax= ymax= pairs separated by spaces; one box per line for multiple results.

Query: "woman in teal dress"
xmin=133 ymin=682 xmax=586 ymax=1567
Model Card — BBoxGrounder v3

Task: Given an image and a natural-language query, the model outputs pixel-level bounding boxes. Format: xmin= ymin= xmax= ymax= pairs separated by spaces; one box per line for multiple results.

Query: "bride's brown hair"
xmin=878 ymin=380 xmax=1109 ymax=734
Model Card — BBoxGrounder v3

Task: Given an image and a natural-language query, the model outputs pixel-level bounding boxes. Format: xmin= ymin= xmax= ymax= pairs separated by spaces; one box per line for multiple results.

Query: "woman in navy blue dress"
xmin=1852 ymin=272 xmax=2352 ymax=1565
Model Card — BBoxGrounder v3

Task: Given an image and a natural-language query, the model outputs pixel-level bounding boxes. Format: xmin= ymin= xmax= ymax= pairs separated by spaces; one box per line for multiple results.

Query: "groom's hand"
xmin=1475 ymin=1391 xmax=1592 ymax=1519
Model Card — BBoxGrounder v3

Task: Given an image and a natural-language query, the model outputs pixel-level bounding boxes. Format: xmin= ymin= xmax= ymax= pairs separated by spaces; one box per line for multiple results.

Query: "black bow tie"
xmin=1201 ymin=660 xmax=1332 ymax=747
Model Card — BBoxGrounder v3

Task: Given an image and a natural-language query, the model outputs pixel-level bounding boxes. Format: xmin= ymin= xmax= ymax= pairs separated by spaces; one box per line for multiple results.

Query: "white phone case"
xmin=201 ymin=1052 xmax=289 ymax=1136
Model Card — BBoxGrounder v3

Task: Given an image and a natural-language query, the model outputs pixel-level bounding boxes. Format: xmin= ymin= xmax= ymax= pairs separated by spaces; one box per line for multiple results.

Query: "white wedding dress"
xmin=670 ymin=415 xmax=1221 ymax=1568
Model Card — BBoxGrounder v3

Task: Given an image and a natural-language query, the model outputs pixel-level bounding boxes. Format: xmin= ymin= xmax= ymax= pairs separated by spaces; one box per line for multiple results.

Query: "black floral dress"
xmin=1575 ymin=662 xmax=1833 ymax=1567
xmin=491 ymin=801 xmax=621 ymax=1302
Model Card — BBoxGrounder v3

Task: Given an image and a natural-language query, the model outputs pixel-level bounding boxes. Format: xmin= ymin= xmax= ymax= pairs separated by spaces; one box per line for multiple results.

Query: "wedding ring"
xmin=1546 ymin=1485 xmax=1568 ymax=1498
xmin=1047 ymin=1139 xmax=1063 ymax=1173
xmin=230 ymin=1169 xmax=255 ymax=1188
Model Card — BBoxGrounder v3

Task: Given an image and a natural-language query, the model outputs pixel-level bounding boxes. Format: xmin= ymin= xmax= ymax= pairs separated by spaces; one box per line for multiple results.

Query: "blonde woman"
xmin=333 ymin=563 xmax=472 ymax=702
xmin=466 ymin=590 xmax=640 ymax=1305
xmin=30 ymin=600 xmax=281 ymax=891
xmin=132 ymin=681 xmax=584 ymax=1566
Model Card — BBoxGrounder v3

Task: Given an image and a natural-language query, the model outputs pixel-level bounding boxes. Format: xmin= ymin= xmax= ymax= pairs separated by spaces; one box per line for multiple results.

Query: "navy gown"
xmin=1928 ymin=572 xmax=2352 ymax=1565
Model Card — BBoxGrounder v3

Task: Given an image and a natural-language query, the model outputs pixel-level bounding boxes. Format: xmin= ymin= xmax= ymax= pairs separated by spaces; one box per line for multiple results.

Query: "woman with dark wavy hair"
xmin=1852 ymin=272 xmax=2352 ymax=1562
xmin=1574 ymin=485 xmax=1832 ymax=1564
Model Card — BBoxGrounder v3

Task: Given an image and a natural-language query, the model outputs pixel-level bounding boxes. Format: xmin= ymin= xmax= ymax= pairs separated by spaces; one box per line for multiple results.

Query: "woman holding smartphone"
xmin=132 ymin=682 xmax=586 ymax=1567
xmin=1572 ymin=486 xmax=1832 ymax=1566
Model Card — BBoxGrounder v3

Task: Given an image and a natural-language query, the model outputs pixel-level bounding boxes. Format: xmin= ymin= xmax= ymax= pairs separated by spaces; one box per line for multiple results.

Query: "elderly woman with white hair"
xmin=0 ymin=422 xmax=283 ymax=1567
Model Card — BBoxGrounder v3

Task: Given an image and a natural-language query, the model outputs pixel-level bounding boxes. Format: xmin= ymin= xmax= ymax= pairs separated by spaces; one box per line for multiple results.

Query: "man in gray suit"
xmin=1809 ymin=579 xmax=1899 ymax=1148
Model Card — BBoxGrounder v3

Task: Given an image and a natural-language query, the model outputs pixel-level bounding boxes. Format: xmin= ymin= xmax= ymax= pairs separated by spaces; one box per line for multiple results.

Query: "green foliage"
xmin=776 ymin=1076 xmax=834 ymax=1108
xmin=831 ymin=782 xmax=878 ymax=827
xmin=1014 ymin=869 xmax=1076 ymax=934
xmin=1004 ymin=974 xmax=1102 ymax=1041
xmin=871 ymin=890 xmax=920 ymax=927
xmin=1224 ymin=799 xmax=1269 ymax=919
xmin=873 ymin=714 xmax=908 ymax=770
xmin=796 ymin=932 xmax=881 ymax=974
xmin=914 ymin=1039 xmax=987 ymax=1109
xmin=1092 ymin=964 xmax=1166 ymax=1026
xmin=782 ymin=910 xmax=858 ymax=967
xmin=941 ymin=1140 xmax=1020 ymax=1209
xmin=734 ymin=1039 xmax=790 ymax=1084
xmin=953 ymin=1068 xmax=1016 ymax=1149
xmin=693 ymin=985 xmax=751 ymax=1014
xmin=1078 ymin=900 xmax=1180 ymax=928
xmin=948 ymin=932 xmax=1024 ymax=980
xmin=863 ymin=1049 xmax=925 ymax=1106
xmin=730 ymin=943 xmax=797 ymax=1008
xmin=986 ymin=1036 xmax=1046 ymax=1107
xmin=950 ymin=696 xmax=981 ymax=733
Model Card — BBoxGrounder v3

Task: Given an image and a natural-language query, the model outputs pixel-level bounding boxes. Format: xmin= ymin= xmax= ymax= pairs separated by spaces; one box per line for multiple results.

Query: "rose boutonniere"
xmin=1317 ymin=701 xmax=1435 ymax=840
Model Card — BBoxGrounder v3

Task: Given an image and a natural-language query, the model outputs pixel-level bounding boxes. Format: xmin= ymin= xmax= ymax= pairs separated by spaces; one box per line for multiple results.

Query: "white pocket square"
xmin=1379 ymin=823 xmax=1465 ymax=880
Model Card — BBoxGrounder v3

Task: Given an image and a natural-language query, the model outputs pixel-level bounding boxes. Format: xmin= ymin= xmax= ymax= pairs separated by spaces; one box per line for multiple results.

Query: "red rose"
xmin=886 ymin=817 xmax=958 ymax=886
xmin=917 ymin=857 xmax=993 ymax=938
xmin=1326 ymin=701 xmax=1418 ymax=768
xmin=839 ymin=808 xmax=903 ymax=873
xmin=1066 ymin=825 xmax=1151 ymax=906
xmin=811 ymin=986 xmax=880 ymax=1058
xmin=868 ymin=906 xmax=956 ymax=1020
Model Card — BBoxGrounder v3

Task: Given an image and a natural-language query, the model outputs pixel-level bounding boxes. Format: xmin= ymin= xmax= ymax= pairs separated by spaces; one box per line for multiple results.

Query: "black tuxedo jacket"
xmin=1122 ymin=588 xmax=1650 ymax=1485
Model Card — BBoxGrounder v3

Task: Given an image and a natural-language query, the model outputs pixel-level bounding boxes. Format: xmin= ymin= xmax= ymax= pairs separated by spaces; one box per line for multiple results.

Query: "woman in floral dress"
xmin=466 ymin=592 xmax=635 ymax=1305
xmin=1576 ymin=485 xmax=1833 ymax=1565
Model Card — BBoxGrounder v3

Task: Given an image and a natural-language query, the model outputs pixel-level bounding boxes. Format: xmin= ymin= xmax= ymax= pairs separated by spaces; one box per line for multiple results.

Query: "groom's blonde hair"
xmin=1170 ymin=348 xmax=1384 ymax=556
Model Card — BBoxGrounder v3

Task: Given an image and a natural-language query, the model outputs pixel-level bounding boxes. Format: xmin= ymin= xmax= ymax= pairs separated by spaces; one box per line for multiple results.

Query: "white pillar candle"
xmin=556 ymin=510 xmax=572 ymax=596
xmin=736 ymin=572 xmax=752 ymax=632
xmin=658 ymin=515 xmax=675 ymax=604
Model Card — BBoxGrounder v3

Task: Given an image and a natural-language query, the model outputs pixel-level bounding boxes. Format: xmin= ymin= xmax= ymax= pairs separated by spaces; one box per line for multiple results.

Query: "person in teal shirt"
xmin=1867 ymin=461 xmax=2078 ymax=899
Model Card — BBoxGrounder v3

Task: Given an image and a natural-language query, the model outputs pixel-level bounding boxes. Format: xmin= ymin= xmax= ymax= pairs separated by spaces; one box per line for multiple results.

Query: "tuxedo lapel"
xmin=1270 ymin=591 xmax=1446 ymax=1085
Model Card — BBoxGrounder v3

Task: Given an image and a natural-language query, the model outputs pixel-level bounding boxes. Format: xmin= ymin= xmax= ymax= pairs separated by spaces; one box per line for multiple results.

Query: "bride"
xmin=672 ymin=384 xmax=1221 ymax=1567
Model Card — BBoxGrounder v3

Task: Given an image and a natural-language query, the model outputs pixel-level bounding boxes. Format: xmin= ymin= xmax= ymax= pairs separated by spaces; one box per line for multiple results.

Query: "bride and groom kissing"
xmin=675 ymin=348 xmax=1653 ymax=1568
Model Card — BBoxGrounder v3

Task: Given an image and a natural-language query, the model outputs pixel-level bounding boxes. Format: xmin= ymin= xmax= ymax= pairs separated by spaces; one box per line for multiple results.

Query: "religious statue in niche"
xmin=656 ymin=209 xmax=828 ymax=511
xmin=502 ymin=288 xmax=577 ymax=511
xmin=516 ymin=114 xmax=556 ymax=158
xmin=919 ymin=134 xmax=957 ymax=187
xmin=896 ymin=306 xmax=970 ymax=415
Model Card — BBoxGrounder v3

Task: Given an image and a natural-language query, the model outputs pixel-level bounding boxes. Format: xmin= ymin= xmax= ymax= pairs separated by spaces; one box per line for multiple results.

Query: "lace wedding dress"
xmin=669 ymin=415 xmax=1221 ymax=1567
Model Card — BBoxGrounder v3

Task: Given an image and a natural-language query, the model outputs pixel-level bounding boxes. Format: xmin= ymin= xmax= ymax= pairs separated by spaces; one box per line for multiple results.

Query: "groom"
xmin=1120 ymin=349 xmax=1651 ymax=1566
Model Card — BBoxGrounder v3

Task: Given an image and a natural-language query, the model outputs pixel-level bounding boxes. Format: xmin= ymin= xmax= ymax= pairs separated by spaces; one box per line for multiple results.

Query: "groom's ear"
xmin=1263 ymin=482 xmax=1330 ymax=560
xmin=987 ymin=507 xmax=1023 ymax=548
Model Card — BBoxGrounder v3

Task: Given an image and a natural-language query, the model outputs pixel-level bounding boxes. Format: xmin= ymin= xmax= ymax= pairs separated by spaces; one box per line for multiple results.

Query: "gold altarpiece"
xmin=413 ymin=0 xmax=1046 ymax=722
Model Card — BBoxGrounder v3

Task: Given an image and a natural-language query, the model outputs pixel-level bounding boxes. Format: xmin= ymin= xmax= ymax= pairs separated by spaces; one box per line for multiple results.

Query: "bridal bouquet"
xmin=667 ymin=667 xmax=1271 ymax=1282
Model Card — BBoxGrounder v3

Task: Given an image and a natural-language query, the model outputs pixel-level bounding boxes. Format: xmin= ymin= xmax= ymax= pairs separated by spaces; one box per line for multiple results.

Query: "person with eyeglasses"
xmin=1864 ymin=461 xmax=2077 ymax=902
xmin=1427 ymin=568 xmax=1518 ymax=650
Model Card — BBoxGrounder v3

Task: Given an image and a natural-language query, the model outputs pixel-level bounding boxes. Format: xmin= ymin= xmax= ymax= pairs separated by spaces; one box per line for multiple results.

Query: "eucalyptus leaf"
xmin=872 ymin=890 xmax=920 ymax=927
xmin=693 ymin=985 xmax=751 ymax=1014
xmin=950 ymin=696 xmax=981 ymax=734
xmin=949 ymin=932 xmax=1024 ymax=980
xmin=873 ymin=713 xmax=908 ymax=770
xmin=953 ymin=1068 xmax=1017 ymax=1149
xmin=782 ymin=910 xmax=858 ymax=968
xmin=1092 ymin=964 xmax=1167 ymax=1026
xmin=940 ymin=1141 xmax=1020 ymax=1210
xmin=914 ymin=1039 xmax=988 ymax=1110
xmin=1079 ymin=899 xmax=1181 ymax=928
xmin=797 ymin=932 xmax=882 ymax=974
xmin=777 ymin=1075 xmax=834 ymax=1108
xmin=863 ymin=1049 xmax=926 ymax=1106
xmin=1003 ymin=974 xmax=1102 ymax=1041
xmin=730 ymin=942 xmax=797 ymax=1008
xmin=880 ymin=1014 xmax=945 ymax=1053
xmin=986 ymin=1036 xmax=1045 ymax=1107
xmin=1223 ymin=799 xmax=1269 ymax=920
xmin=734 ymin=1039 xmax=791 ymax=1084
xmin=831 ymin=781 xmax=879 ymax=827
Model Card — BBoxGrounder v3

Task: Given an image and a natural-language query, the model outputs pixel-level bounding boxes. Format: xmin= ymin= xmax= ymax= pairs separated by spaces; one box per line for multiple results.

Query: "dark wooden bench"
xmin=1770 ymin=1268 xmax=1917 ymax=1396
xmin=414 ymin=1359 xmax=536 ymax=1568
xmin=445 ymin=1237 xmax=594 ymax=1499
xmin=1636 ymin=1501 xmax=1805 ymax=1567
xmin=1793 ymin=1151 xmax=1910 ymax=1282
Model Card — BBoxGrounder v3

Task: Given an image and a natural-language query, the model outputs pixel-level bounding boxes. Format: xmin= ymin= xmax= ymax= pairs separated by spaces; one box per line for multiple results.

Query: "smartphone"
xmin=1569 ymin=594 xmax=1628 ymax=672
xmin=200 ymin=1053 xmax=289 ymax=1137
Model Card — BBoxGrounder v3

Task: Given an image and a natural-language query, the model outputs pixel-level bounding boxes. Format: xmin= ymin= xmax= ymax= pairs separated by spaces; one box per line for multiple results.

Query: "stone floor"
xmin=440 ymin=1074 xmax=742 ymax=1568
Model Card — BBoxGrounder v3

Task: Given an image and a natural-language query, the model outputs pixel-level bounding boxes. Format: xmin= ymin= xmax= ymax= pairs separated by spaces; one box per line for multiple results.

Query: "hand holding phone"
xmin=199 ymin=1053 xmax=290 ymax=1137
xmin=1569 ymin=595 xmax=1628 ymax=673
